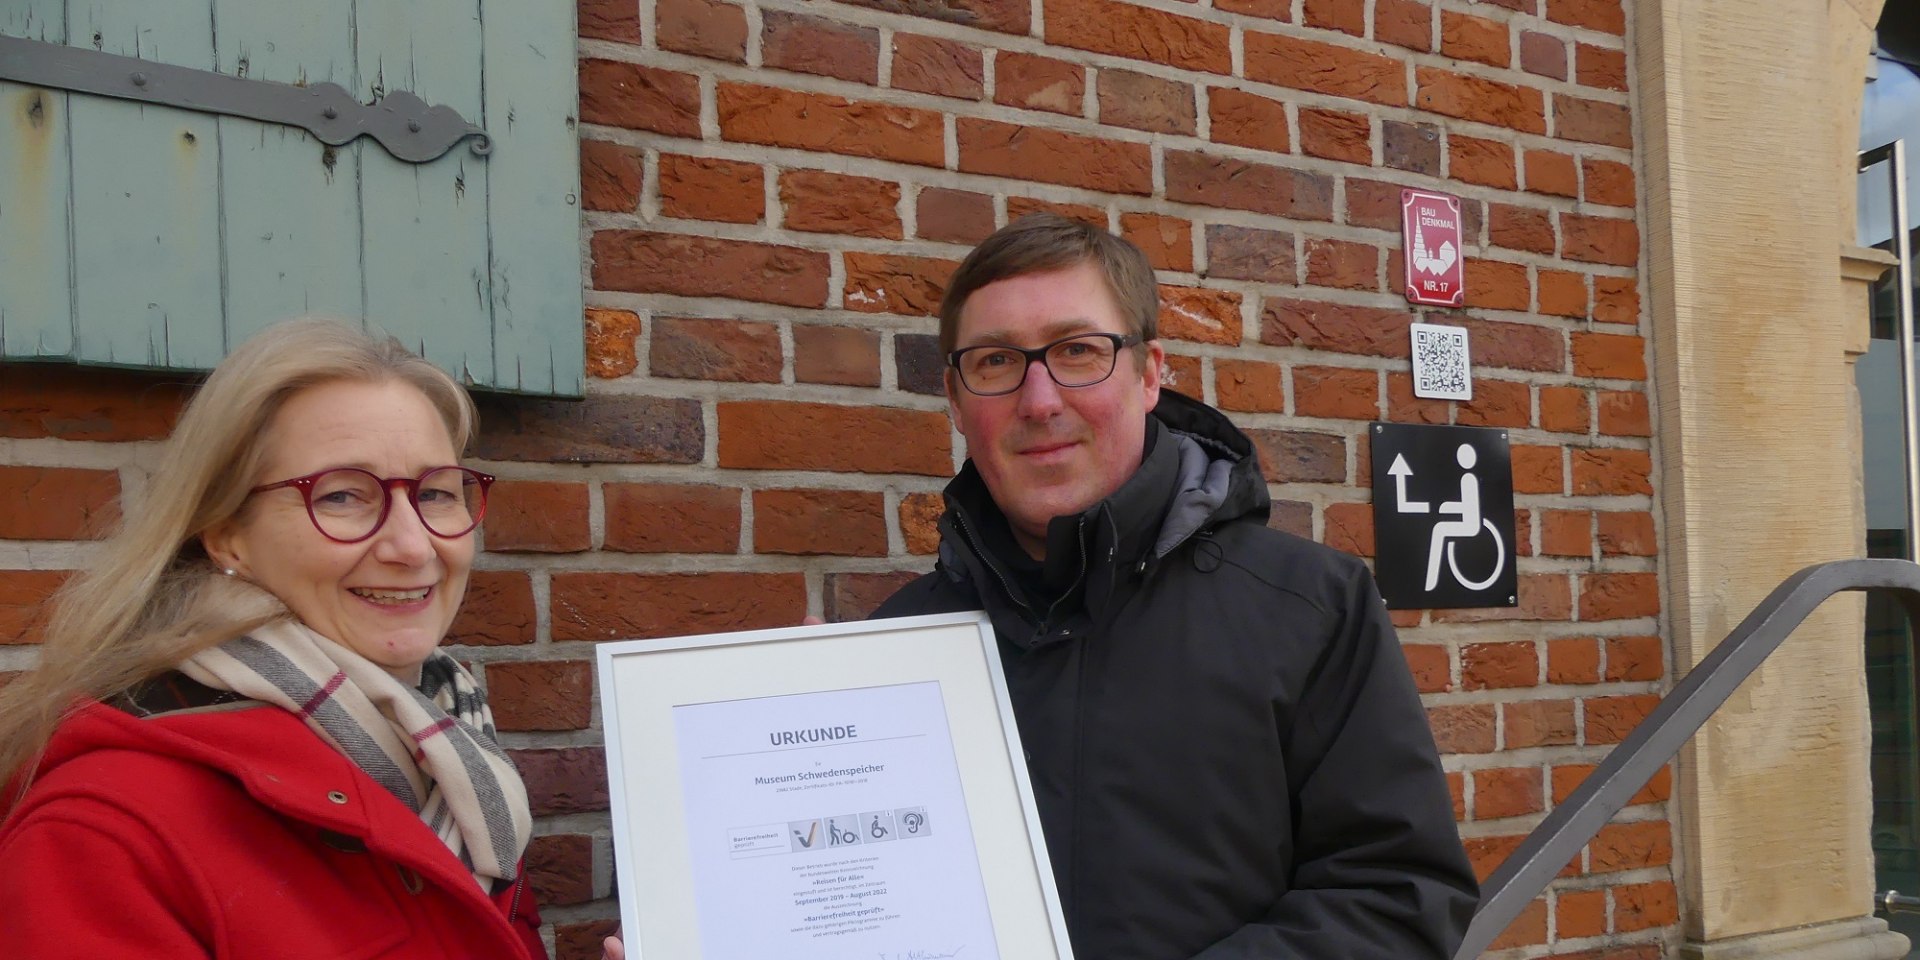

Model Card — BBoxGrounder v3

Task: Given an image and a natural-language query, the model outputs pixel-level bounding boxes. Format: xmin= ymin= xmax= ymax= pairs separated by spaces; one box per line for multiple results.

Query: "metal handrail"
xmin=1455 ymin=558 xmax=1920 ymax=960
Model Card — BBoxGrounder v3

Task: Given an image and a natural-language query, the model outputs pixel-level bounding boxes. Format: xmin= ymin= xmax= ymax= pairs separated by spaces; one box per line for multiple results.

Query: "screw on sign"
xmin=1402 ymin=189 xmax=1465 ymax=307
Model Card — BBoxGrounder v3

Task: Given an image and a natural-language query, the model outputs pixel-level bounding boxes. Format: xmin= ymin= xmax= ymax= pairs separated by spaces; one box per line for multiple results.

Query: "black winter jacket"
xmin=873 ymin=390 xmax=1477 ymax=960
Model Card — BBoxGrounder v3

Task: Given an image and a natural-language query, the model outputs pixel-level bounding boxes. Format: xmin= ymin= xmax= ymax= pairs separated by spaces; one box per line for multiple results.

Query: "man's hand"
xmin=602 ymin=934 xmax=623 ymax=960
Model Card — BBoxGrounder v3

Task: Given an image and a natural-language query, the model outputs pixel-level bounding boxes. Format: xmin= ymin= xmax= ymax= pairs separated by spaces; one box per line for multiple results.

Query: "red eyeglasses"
xmin=250 ymin=466 xmax=494 ymax=544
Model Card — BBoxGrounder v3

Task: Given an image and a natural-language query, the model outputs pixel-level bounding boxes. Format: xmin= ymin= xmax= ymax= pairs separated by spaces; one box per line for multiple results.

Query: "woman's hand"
xmin=602 ymin=934 xmax=624 ymax=960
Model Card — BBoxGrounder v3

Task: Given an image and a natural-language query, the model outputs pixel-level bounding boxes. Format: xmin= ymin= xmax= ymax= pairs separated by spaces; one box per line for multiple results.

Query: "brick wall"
xmin=0 ymin=0 xmax=1663 ymax=955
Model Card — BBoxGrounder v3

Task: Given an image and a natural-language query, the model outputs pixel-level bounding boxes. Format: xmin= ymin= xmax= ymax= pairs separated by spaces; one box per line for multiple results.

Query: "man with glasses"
xmin=873 ymin=214 xmax=1477 ymax=960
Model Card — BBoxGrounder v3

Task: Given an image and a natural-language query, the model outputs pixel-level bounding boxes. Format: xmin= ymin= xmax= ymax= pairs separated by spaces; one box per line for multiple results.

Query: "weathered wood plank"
xmin=480 ymin=0 xmax=584 ymax=396
xmin=67 ymin=0 xmax=226 ymax=369
xmin=0 ymin=4 xmax=75 ymax=359
xmin=212 ymin=0 xmax=364 ymax=348
xmin=357 ymin=0 xmax=493 ymax=386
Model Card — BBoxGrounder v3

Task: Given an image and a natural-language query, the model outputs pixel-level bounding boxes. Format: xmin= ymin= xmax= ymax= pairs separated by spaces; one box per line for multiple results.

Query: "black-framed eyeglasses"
xmin=946 ymin=332 xmax=1143 ymax=397
xmin=250 ymin=466 xmax=495 ymax=544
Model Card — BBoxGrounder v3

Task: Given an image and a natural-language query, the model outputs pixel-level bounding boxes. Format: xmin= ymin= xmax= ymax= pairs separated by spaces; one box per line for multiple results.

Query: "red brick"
xmin=1245 ymin=33 xmax=1407 ymax=105
xmin=1548 ymin=637 xmax=1602 ymax=684
xmin=1541 ymin=508 xmax=1592 ymax=557
xmin=1564 ymin=214 xmax=1639 ymax=267
xmin=719 ymin=83 xmax=943 ymax=166
xmin=1504 ymin=698 xmax=1577 ymax=748
xmin=583 ymin=308 xmax=641 ymax=380
xmin=659 ymin=154 xmax=764 ymax=224
xmin=1520 ymin=30 xmax=1568 ymax=80
xmin=1595 ymin=276 xmax=1640 ymax=324
xmin=1167 ymin=150 xmax=1334 ymax=219
xmin=1375 ymin=0 xmax=1433 ymax=52
xmin=1299 ymin=108 xmax=1372 ymax=164
xmin=900 ymin=491 xmax=944 ymax=555
xmin=1577 ymin=43 xmax=1629 ymax=92
xmin=1216 ymin=0 xmax=1291 ymax=21
xmin=473 ymin=395 xmax=703 ymax=464
xmin=1448 ymin=771 xmax=1466 ymax=821
xmin=1435 ymin=572 xmax=1573 ymax=622
xmin=1384 ymin=121 xmax=1442 ymax=174
xmin=1462 ymin=641 xmax=1539 ymax=689
xmin=1489 ymin=899 xmax=1548 ymax=949
xmin=1340 ymin=178 xmax=1399 ymax=231
xmin=650 ymin=316 xmax=782 ymax=383
xmin=0 ymin=366 xmax=190 ymax=443
xmin=581 ymin=0 xmax=641 ymax=41
xmin=958 ymin=119 xmax=1152 ymax=195
xmin=1007 ymin=197 xmax=1104 ymax=225
xmin=511 ymin=747 xmax=608 ymax=816
xmin=593 ymin=231 xmax=828 ymax=307
xmin=551 ymin=572 xmax=806 ymax=641
xmin=1584 ymin=692 xmax=1660 ymax=744
xmin=446 ymin=571 xmax=535 ymax=647
xmin=1099 ymin=70 xmax=1196 ymax=136
xmin=1205 ymin=225 xmax=1295 ymax=283
xmin=825 ymin=571 xmax=924 ymax=621
xmin=1244 ymin=430 xmax=1347 ymax=483
xmin=780 ymin=170 xmax=902 ymax=239
xmin=0 ymin=569 xmax=66 ymax=644
xmin=656 ymin=0 xmax=747 ymax=61
xmin=1549 ymin=0 xmax=1626 ymax=34
xmin=755 ymin=489 xmax=887 ymax=557
xmin=1303 ymin=0 xmax=1364 ymax=34
xmin=994 ymin=52 xmax=1085 ymax=116
xmin=1294 ymin=366 xmax=1379 ymax=420
xmin=1215 ymin=359 xmax=1285 ymax=413
xmin=890 ymin=33 xmax=984 ymax=99
xmin=1556 ymin=94 xmax=1633 ymax=148
xmin=1537 ymin=269 xmax=1589 ymax=318
xmin=1540 ymin=386 xmax=1590 ymax=433
xmin=1304 ymin=238 xmax=1378 ymax=291
xmin=1458 ymin=378 xmax=1530 ymax=428
xmin=1441 ymin=11 xmax=1510 ymax=67
xmin=1572 ymin=447 xmax=1652 ymax=495
xmin=1122 ymin=214 xmax=1193 ymax=272
xmin=762 ymin=11 xmax=879 ymax=84
xmin=1386 ymin=371 xmax=1449 ymax=424
xmin=1491 ymin=203 xmax=1555 ymax=255
xmin=1464 ymin=259 xmax=1531 ymax=311
xmin=1512 ymin=444 xmax=1565 ymax=494
xmin=1263 ymin=298 xmax=1414 ymax=357
xmin=488 ymin=661 xmax=593 ymax=731
xmin=1606 ymin=634 xmax=1664 ymax=681
xmin=917 ymin=188 xmax=996 ymax=245
xmin=1164 ymin=355 xmax=1204 ymax=395
xmin=844 ymin=252 xmax=955 ymax=317
xmin=484 ymin=481 xmax=591 ymax=553
xmin=1557 ymin=889 xmax=1607 ymax=938
xmin=1045 ymin=0 xmax=1232 ymax=73
xmin=1404 ymin=643 xmax=1451 ymax=693
xmin=0 ymin=466 xmax=119 ymax=540
xmin=1615 ymin=880 xmax=1679 ymax=932
xmin=526 ymin=834 xmax=594 ymax=907
xmin=1598 ymin=510 xmax=1656 ymax=557
xmin=1323 ymin=501 xmax=1374 ymax=556
xmin=1598 ymin=390 xmax=1651 ymax=437
xmin=1208 ymin=88 xmax=1291 ymax=153
xmin=604 ymin=483 xmax=742 ymax=553
xmin=1474 ymin=767 xmax=1544 ymax=819
xmin=1526 ymin=149 xmax=1580 ymax=197
xmin=718 ymin=401 xmax=951 ymax=475
xmin=1588 ymin=821 xmax=1672 ymax=873
xmin=579 ymin=60 xmax=700 ymax=137
xmin=830 ymin=0 xmax=1028 ymax=33
xmin=1465 ymin=834 xmax=1525 ymax=882
xmin=579 ymin=140 xmax=644 ymax=213
xmin=794 ymin=326 xmax=881 ymax=387
xmin=1416 ymin=67 xmax=1546 ymax=134
xmin=1572 ymin=332 xmax=1647 ymax=380
xmin=1429 ymin=703 xmax=1496 ymax=753
xmin=1450 ymin=134 xmax=1518 ymax=189
xmin=555 ymin=921 xmax=620 ymax=960
xmin=1584 ymin=157 xmax=1637 ymax=207
xmin=1554 ymin=763 xmax=1672 ymax=805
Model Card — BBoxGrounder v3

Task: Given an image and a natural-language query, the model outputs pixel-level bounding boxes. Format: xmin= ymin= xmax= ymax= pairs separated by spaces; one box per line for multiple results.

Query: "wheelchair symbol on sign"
xmin=1388 ymin=445 xmax=1505 ymax=593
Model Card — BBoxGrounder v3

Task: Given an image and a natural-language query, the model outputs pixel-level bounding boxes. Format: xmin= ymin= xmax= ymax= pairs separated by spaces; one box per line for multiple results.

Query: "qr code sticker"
xmin=1410 ymin=322 xmax=1472 ymax=401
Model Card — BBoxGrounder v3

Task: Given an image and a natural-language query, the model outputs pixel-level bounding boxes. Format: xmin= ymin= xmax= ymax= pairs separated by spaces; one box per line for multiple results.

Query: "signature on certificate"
xmin=878 ymin=948 xmax=965 ymax=960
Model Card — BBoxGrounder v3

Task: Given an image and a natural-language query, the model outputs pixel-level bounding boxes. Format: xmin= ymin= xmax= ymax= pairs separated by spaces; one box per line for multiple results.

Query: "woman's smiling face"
xmin=202 ymin=379 xmax=474 ymax=680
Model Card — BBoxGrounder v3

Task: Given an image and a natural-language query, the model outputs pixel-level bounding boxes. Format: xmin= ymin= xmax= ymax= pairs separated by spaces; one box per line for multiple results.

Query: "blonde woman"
xmin=0 ymin=320 xmax=547 ymax=959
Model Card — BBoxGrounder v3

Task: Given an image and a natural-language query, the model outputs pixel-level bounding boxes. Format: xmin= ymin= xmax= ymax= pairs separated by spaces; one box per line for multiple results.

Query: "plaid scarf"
xmin=179 ymin=619 xmax=531 ymax=891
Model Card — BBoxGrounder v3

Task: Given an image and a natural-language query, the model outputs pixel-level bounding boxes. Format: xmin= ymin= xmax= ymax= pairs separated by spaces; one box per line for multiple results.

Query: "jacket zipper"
xmin=507 ymin=872 xmax=525 ymax=924
xmin=948 ymin=508 xmax=1037 ymax=622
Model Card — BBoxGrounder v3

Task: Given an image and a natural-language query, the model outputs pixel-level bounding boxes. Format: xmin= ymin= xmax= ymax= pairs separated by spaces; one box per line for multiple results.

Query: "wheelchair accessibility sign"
xmin=1368 ymin=423 xmax=1518 ymax=609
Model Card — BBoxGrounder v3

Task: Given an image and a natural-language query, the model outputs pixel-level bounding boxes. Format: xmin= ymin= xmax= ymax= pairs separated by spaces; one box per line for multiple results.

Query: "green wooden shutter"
xmin=0 ymin=0 xmax=584 ymax=396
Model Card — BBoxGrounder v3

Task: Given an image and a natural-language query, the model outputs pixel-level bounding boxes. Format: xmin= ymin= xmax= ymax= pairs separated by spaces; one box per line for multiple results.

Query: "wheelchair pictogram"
xmin=1369 ymin=423 xmax=1517 ymax=610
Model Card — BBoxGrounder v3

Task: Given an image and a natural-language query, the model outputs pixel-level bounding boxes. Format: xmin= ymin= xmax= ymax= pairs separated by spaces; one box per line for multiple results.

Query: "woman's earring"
xmin=222 ymin=568 xmax=237 ymax=577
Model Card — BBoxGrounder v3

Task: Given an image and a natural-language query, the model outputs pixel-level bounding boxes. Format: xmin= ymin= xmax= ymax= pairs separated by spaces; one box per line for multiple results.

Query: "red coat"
xmin=0 ymin=699 xmax=548 ymax=959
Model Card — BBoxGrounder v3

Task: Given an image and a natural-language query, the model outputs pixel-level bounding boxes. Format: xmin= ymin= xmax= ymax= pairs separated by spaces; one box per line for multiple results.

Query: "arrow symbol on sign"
xmin=1389 ymin=454 xmax=1429 ymax=514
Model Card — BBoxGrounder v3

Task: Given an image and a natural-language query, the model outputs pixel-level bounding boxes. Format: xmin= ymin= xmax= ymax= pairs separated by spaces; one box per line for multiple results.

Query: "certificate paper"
xmin=674 ymin=682 xmax=997 ymax=958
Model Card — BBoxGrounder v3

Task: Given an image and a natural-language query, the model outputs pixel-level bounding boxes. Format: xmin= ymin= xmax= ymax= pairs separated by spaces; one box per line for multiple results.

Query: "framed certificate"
xmin=595 ymin=611 xmax=1074 ymax=960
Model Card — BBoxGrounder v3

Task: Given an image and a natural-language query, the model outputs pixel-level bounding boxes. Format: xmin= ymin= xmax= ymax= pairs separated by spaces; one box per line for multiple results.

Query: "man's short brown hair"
xmin=937 ymin=213 xmax=1159 ymax=355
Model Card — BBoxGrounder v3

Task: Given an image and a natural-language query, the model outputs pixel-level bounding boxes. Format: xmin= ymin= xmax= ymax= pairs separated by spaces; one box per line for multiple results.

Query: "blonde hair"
xmin=0 ymin=318 xmax=478 ymax=810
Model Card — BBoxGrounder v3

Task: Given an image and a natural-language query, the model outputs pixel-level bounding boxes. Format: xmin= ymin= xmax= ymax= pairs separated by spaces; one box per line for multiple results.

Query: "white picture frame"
xmin=595 ymin=611 xmax=1073 ymax=960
